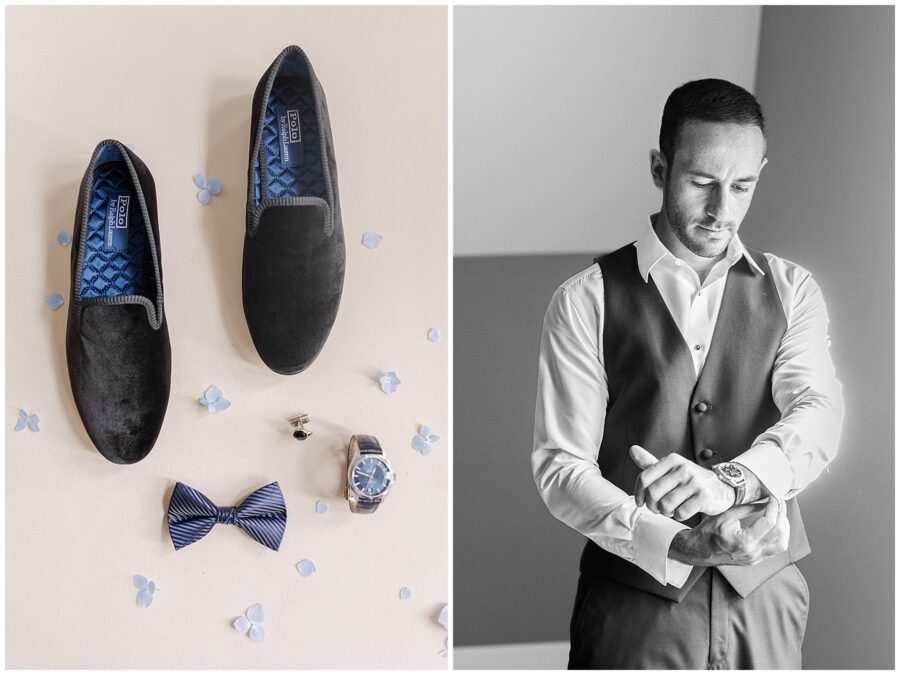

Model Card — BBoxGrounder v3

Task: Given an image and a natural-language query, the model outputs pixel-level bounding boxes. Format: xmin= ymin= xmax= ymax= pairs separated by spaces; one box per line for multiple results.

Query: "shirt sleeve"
xmin=532 ymin=276 xmax=693 ymax=587
xmin=735 ymin=269 xmax=844 ymax=499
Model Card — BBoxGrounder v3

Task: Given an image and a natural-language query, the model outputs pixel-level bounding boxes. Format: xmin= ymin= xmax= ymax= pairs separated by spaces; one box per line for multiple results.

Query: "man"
xmin=532 ymin=78 xmax=843 ymax=669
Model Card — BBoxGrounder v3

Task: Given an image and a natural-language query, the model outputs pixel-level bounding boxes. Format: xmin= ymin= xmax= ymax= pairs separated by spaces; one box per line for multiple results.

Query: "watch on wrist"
xmin=712 ymin=462 xmax=746 ymax=506
xmin=346 ymin=434 xmax=394 ymax=514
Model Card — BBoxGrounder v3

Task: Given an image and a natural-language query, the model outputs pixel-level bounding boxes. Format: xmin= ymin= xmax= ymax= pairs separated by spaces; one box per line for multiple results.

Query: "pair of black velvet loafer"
xmin=66 ymin=46 xmax=344 ymax=464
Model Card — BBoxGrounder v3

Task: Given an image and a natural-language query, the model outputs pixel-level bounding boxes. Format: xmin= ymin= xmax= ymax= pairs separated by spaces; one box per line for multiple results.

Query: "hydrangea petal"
xmin=296 ymin=559 xmax=317 ymax=577
xmin=420 ymin=425 xmax=433 ymax=438
xmin=213 ymin=398 xmax=231 ymax=412
xmin=56 ymin=231 xmax=72 ymax=246
xmin=45 ymin=293 xmax=64 ymax=310
xmin=315 ymin=500 xmax=328 ymax=514
xmin=248 ymin=624 xmax=266 ymax=642
xmin=412 ymin=435 xmax=432 ymax=455
xmin=362 ymin=232 xmax=383 ymax=249
xmin=193 ymin=173 xmax=207 ymax=189
xmin=205 ymin=386 xmax=222 ymax=403
xmin=148 ymin=580 xmax=156 ymax=594
xmin=246 ymin=603 xmax=265 ymax=624
xmin=197 ymin=189 xmax=212 ymax=205
xmin=14 ymin=418 xmax=25 ymax=432
xmin=427 ymin=327 xmax=441 ymax=342
xmin=379 ymin=371 xmax=400 ymax=394
xmin=399 ymin=587 xmax=413 ymax=600
xmin=26 ymin=416 xmax=39 ymax=432
xmin=438 ymin=604 xmax=449 ymax=629
xmin=207 ymin=177 xmax=222 ymax=195
xmin=133 ymin=575 xmax=148 ymax=589
xmin=137 ymin=589 xmax=153 ymax=607
xmin=233 ymin=616 xmax=251 ymax=634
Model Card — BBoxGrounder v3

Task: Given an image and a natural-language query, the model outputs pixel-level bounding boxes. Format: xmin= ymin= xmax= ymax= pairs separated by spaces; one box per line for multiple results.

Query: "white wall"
xmin=454 ymin=5 xmax=762 ymax=256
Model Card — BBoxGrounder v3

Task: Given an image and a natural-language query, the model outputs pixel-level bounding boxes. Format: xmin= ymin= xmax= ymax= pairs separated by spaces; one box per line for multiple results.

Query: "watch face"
xmin=718 ymin=463 xmax=745 ymax=484
xmin=351 ymin=457 xmax=393 ymax=497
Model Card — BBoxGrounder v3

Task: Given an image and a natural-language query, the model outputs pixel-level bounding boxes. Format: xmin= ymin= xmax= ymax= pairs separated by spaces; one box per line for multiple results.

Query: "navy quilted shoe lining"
xmin=261 ymin=74 xmax=326 ymax=201
xmin=79 ymin=146 xmax=148 ymax=299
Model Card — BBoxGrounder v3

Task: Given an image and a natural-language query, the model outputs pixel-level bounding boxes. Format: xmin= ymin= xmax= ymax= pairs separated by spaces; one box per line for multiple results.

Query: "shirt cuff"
xmin=633 ymin=510 xmax=693 ymax=588
xmin=734 ymin=442 xmax=794 ymax=500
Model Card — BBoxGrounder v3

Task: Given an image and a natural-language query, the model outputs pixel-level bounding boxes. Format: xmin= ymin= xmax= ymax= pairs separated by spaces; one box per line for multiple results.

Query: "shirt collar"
xmin=634 ymin=213 xmax=765 ymax=282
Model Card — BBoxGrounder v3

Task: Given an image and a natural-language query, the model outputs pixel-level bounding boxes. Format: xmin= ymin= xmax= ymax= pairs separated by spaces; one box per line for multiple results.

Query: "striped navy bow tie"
xmin=167 ymin=481 xmax=287 ymax=551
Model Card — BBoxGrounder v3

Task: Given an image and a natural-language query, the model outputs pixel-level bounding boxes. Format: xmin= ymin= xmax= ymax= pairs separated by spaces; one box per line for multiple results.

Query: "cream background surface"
xmin=5 ymin=6 xmax=448 ymax=669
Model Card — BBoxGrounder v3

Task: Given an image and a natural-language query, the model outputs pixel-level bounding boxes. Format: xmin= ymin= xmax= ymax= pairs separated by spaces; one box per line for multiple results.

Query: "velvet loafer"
xmin=66 ymin=140 xmax=171 ymax=464
xmin=243 ymin=45 xmax=345 ymax=375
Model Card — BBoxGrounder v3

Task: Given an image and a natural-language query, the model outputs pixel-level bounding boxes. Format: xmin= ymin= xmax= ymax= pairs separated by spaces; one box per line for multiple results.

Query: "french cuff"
xmin=633 ymin=510 xmax=693 ymax=588
xmin=734 ymin=442 xmax=794 ymax=500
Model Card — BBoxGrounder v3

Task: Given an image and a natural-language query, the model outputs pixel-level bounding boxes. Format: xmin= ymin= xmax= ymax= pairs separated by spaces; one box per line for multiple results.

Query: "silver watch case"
xmin=346 ymin=450 xmax=396 ymax=502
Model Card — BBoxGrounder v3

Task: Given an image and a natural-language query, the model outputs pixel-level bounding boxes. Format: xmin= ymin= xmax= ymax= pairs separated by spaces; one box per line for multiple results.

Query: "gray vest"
xmin=579 ymin=243 xmax=810 ymax=602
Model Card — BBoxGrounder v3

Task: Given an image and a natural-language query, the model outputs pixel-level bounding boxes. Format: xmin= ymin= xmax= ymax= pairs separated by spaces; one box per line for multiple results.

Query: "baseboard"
xmin=453 ymin=640 xmax=569 ymax=670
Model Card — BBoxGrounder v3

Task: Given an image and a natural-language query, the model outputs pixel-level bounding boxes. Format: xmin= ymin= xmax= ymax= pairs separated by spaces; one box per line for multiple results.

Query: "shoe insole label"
xmin=277 ymin=104 xmax=304 ymax=168
xmin=104 ymin=193 xmax=131 ymax=252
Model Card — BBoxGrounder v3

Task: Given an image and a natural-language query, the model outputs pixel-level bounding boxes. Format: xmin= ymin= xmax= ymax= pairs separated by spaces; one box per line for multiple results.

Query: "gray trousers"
xmin=568 ymin=565 xmax=809 ymax=669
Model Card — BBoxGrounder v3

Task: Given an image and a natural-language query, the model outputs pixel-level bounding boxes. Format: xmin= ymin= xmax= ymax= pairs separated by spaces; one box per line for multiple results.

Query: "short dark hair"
xmin=659 ymin=78 xmax=766 ymax=166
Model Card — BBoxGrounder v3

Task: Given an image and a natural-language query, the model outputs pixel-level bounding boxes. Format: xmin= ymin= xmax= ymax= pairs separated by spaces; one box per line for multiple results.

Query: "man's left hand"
xmin=630 ymin=445 xmax=735 ymax=520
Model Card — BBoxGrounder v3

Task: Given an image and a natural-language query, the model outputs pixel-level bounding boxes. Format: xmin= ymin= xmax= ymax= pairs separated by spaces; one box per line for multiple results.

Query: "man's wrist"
xmin=668 ymin=529 xmax=705 ymax=567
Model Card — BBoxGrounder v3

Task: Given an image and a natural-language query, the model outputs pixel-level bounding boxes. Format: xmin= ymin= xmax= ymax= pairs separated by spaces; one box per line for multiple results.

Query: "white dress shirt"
xmin=532 ymin=216 xmax=844 ymax=588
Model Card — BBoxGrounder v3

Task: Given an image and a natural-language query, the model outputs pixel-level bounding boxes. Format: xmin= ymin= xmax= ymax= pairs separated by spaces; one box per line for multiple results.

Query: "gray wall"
xmin=453 ymin=5 xmax=894 ymax=669
xmin=454 ymin=5 xmax=761 ymax=256
xmin=744 ymin=6 xmax=894 ymax=669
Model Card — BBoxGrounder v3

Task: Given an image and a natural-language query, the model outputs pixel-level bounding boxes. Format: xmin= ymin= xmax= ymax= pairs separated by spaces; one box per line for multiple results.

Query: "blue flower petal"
xmin=233 ymin=616 xmax=251 ymax=634
xmin=137 ymin=589 xmax=153 ymax=607
xmin=207 ymin=177 xmax=222 ymax=196
xmin=193 ymin=173 xmax=208 ymax=189
xmin=246 ymin=603 xmax=265 ymax=624
xmin=213 ymin=398 xmax=231 ymax=412
xmin=204 ymin=386 xmax=222 ymax=403
xmin=438 ymin=604 xmax=449 ymax=629
xmin=296 ymin=559 xmax=317 ymax=577
xmin=14 ymin=418 xmax=26 ymax=432
xmin=427 ymin=327 xmax=441 ymax=343
xmin=427 ymin=434 xmax=440 ymax=443
xmin=45 ymin=293 xmax=64 ymax=310
xmin=412 ymin=435 xmax=432 ymax=455
xmin=379 ymin=371 xmax=400 ymax=394
xmin=26 ymin=415 xmax=39 ymax=432
xmin=133 ymin=575 xmax=148 ymax=589
xmin=56 ymin=231 xmax=72 ymax=246
xmin=420 ymin=425 xmax=433 ymax=438
xmin=199 ymin=396 xmax=210 ymax=407
xmin=148 ymin=580 xmax=156 ymax=594
xmin=125 ymin=143 xmax=135 ymax=151
xmin=362 ymin=232 xmax=383 ymax=249
xmin=248 ymin=624 xmax=266 ymax=642
xmin=315 ymin=500 xmax=328 ymax=514
xmin=399 ymin=587 xmax=413 ymax=600
xmin=197 ymin=189 xmax=212 ymax=205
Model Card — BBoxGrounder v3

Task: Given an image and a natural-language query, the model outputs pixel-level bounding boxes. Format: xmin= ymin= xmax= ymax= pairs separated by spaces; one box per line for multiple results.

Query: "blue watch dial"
xmin=351 ymin=457 xmax=392 ymax=497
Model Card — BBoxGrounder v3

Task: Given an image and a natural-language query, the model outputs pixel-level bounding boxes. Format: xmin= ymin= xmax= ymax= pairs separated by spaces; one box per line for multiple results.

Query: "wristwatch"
xmin=346 ymin=434 xmax=395 ymax=514
xmin=712 ymin=462 xmax=746 ymax=506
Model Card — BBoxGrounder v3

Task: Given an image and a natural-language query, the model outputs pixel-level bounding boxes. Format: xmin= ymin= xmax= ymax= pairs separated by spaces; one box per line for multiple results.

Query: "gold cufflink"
xmin=288 ymin=413 xmax=312 ymax=440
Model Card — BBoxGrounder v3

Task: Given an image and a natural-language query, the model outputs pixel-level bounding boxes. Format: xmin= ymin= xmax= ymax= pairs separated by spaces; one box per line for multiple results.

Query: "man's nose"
xmin=705 ymin=185 xmax=733 ymax=223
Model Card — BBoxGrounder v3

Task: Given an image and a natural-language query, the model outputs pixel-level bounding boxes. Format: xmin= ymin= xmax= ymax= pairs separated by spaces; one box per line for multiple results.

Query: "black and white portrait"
xmin=453 ymin=5 xmax=893 ymax=669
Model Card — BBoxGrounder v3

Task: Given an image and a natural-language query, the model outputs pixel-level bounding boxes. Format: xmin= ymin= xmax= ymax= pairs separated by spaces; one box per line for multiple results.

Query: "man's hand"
xmin=630 ymin=445 xmax=735 ymax=520
xmin=667 ymin=497 xmax=790 ymax=567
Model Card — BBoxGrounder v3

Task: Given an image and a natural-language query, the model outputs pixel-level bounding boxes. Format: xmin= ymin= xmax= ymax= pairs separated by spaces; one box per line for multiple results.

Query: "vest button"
xmin=700 ymin=448 xmax=715 ymax=460
xmin=694 ymin=401 xmax=709 ymax=413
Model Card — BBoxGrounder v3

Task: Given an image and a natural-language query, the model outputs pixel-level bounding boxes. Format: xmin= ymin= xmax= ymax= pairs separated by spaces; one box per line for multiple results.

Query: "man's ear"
xmin=759 ymin=156 xmax=768 ymax=174
xmin=649 ymin=149 xmax=667 ymax=190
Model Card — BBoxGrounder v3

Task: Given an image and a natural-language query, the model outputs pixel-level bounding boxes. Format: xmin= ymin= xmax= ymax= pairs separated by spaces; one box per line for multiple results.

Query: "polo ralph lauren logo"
xmin=104 ymin=194 xmax=130 ymax=252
